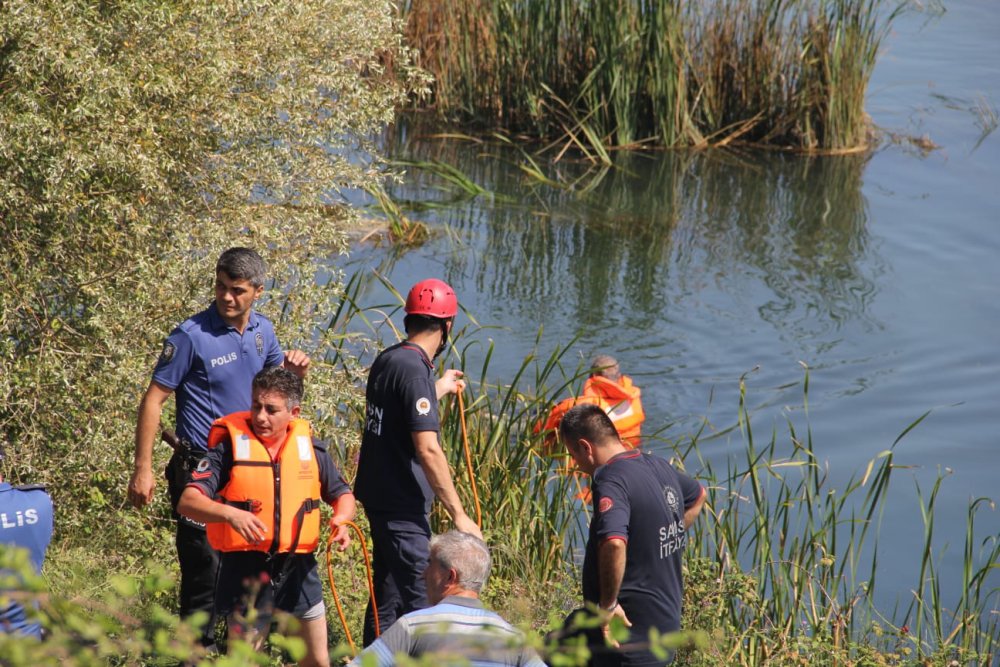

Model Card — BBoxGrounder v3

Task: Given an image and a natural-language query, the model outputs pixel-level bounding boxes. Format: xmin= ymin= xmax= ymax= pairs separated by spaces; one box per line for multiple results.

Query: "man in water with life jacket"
xmin=177 ymin=366 xmax=355 ymax=667
xmin=537 ymin=354 xmax=645 ymax=449
xmin=353 ymin=278 xmax=483 ymax=647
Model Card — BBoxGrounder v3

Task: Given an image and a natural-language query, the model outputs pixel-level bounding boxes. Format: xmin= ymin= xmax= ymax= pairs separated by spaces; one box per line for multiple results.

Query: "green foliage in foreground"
xmin=402 ymin=0 xmax=905 ymax=152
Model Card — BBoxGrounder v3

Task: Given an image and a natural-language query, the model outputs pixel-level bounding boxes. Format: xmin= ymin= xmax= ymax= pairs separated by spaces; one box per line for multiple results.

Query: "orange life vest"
xmin=205 ymin=412 xmax=321 ymax=555
xmin=536 ymin=374 xmax=645 ymax=449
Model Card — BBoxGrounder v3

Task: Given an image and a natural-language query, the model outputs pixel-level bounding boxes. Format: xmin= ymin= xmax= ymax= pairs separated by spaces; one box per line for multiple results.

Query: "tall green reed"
xmin=401 ymin=0 xmax=904 ymax=151
xmin=679 ymin=365 xmax=997 ymax=664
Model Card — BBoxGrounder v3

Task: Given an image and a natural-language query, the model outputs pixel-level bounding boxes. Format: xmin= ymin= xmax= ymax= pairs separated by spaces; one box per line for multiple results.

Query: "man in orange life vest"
xmin=178 ymin=366 xmax=355 ymax=667
xmin=537 ymin=354 xmax=645 ymax=450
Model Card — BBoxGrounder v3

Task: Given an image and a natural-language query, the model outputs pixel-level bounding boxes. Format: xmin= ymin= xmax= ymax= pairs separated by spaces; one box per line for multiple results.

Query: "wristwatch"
xmin=602 ymin=600 xmax=619 ymax=613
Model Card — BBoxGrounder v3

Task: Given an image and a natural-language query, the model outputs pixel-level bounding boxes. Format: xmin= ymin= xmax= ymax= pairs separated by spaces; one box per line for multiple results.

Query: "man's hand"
xmin=601 ymin=603 xmax=633 ymax=649
xmin=227 ymin=508 xmax=268 ymax=544
xmin=329 ymin=518 xmax=352 ymax=551
xmin=127 ymin=467 xmax=156 ymax=508
xmin=283 ymin=350 xmax=311 ymax=378
xmin=436 ymin=369 xmax=465 ymax=399
xmin=452 ymin=513 xmax=483 ymax=540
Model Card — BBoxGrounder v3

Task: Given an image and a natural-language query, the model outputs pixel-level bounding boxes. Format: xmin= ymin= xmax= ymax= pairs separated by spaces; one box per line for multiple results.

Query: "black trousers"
xmin=167 ymin=453 xmax=220 ymax=647
xmin=362 ymin=513 xmax=431 ymax=647
xmin=555 ymin=608 xmax=674 ymax=666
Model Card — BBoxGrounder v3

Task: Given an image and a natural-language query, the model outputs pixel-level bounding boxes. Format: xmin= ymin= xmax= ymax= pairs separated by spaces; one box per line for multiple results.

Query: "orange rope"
xmin=457 ymin=390 xmax=482 ymax=528
xmin=325 ymin=520 xmax=378 ymax=654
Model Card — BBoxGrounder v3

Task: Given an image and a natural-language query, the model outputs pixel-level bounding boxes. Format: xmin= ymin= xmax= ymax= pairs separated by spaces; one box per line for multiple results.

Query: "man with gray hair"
xmin=350 ymin=530 xmax=545 ymax=667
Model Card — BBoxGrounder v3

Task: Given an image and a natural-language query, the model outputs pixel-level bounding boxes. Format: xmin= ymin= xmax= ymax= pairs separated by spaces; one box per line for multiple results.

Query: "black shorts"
xmin=215 ymin=551 xmax=323 ymax=619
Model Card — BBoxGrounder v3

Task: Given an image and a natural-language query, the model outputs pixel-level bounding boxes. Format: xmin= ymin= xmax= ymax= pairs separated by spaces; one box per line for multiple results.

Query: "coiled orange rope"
xmin=457 ymin=390 xmax=482 ymax=528
xmin=325 ymin=520 xmax=378 ymax=654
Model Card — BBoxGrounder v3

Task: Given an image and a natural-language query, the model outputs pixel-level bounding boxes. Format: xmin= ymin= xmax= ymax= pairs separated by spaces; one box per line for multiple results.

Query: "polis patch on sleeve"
xmin=415 ymin=397 xmax=432 ymax=415
xmin=159 ymin=341 xmax=176 ymax=364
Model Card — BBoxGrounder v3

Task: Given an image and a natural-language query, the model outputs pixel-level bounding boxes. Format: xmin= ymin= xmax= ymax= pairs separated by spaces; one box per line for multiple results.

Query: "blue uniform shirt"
xmin=354 ymin=342 xmax=441 ymax=516
xmin=152 ymin=303 xmax=283 ymax=450
xmin=583 ymin=451 xmax=702 ymax=644
xmin=1 ymin=482 xmax=54 ymax=638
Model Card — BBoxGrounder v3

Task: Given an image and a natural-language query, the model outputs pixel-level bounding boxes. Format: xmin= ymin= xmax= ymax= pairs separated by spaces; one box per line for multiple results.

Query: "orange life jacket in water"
xmin=536 ymin=374 xmax=645 ymax=449
xmin=205 ymin=412 xmax=321 ymax=555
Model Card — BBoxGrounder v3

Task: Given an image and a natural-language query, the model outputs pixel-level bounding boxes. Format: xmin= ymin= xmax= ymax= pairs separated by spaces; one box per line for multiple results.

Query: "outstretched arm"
xmin=597 ymin=537 xmax=632 ymax=647
xmin=412 ymin=430 xmax=482 ymax=538
xmin=128 ymin=381 xmax=173 ymax=508
xmin=327 ymin=492 xmax=357 ymax=551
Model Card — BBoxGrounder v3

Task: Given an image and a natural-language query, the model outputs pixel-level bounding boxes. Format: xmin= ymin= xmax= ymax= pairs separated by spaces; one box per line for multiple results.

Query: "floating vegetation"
xmin=362 ymin=184 xmax=431 ymax=246
xmin=401 ymin=0 xmax=906 ymax=152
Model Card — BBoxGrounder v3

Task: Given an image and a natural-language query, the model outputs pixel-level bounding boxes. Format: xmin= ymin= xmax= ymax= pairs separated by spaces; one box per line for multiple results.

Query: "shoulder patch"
xmin=415 ymin=397 xmax=432 ymax=416
xmin=190 ymin=457 xmax=212 ymax=480
xmin=159 ymin=341 xmax=176 ymax=364
xmin=598 ymin=496 xmax=614 ymax=513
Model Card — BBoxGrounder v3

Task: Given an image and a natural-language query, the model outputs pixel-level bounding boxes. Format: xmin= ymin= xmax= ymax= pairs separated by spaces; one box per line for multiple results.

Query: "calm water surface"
xmin=345 ymin=1 xmax=1000 ymax=613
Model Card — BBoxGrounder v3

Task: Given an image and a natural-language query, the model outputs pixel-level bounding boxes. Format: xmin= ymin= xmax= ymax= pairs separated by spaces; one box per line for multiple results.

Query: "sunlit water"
xmin=342 ymin=1 xmax=1000 ymax=621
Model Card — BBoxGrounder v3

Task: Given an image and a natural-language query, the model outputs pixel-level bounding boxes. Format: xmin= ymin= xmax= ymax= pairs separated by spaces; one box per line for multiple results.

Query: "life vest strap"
xmin=285 ymin=497 xmax=322 ymax=555
xmin=220 ymin=498 xmax=263 ymax=514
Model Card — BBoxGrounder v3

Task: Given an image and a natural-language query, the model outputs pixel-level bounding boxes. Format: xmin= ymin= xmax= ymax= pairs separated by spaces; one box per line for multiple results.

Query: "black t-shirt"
xmin=582 ymin=450 xmax=703 ymax=641
xmin=354 ymin=341 xmax=441 ymax=515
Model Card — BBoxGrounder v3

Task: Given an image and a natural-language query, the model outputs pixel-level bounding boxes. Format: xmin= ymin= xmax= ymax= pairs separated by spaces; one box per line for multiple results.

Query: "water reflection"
xmin=386 ymin=125 xmax=883 ymax=349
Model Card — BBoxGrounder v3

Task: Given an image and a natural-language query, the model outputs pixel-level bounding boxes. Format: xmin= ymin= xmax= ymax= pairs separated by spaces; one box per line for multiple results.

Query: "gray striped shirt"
xmin=350 ymin=596 xmax=546 ymax=666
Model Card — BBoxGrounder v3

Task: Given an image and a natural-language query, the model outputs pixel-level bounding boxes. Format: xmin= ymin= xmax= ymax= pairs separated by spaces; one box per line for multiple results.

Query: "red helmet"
xmin=404 ymin=279 xmax=458 ymax=318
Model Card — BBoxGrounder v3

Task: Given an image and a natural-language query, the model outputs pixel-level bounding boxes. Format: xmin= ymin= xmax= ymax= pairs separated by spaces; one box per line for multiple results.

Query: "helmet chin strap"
xmin=432 ymin=318 xmax=450 ymax=360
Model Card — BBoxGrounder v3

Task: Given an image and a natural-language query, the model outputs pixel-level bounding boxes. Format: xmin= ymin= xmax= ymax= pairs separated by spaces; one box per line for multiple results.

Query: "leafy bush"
xmin=0 ymin=0 xmax=426 ymax=547
xmin=0 ymin=1 xmax=428 ymax=647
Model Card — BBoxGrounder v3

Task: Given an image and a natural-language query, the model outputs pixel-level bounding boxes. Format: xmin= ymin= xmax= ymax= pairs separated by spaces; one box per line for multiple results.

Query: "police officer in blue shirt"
xmin=126 ymin=247 xmax=309 ymax=648
xmin=1 ymin=442 xmax=54 ymax=638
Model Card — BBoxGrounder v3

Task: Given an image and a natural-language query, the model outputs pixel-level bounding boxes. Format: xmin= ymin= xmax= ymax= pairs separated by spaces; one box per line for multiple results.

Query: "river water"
xmin=344 ymin=1 xmax=999 ymax=621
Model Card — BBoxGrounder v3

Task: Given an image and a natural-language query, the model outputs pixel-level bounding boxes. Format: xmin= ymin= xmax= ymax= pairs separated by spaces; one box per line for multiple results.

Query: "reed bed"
xmin=323 ymin=270 xmax=998 ymax=662
xmin=400 ymin=0 xmax=904 ymax=152
xmin=675 ymin=368 xmax=999 ymax=664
